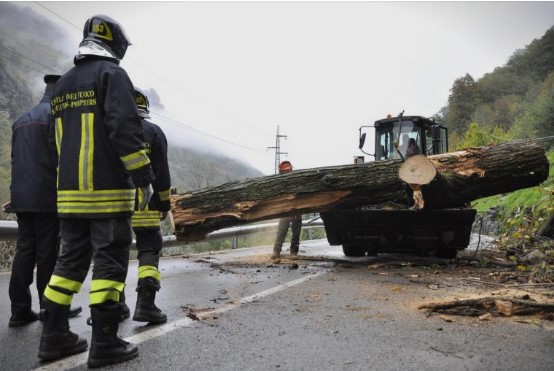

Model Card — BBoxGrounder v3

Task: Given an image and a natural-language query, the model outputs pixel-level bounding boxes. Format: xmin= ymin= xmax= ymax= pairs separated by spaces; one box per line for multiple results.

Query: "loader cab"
xmin=324 ymin=114 xmax=474 ymax=259
xmin=359 ymin=115 xmax=448 ymax=161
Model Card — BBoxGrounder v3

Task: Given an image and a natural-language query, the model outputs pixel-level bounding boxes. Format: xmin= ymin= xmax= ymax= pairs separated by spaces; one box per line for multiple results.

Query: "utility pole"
xmin=267 ymin=125 xmax=287 ymax=174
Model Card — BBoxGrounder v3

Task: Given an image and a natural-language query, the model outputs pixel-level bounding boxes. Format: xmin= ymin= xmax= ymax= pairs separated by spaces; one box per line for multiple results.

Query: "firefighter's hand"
xmin=2 ymin=201 xmax=11 ymax=213
xmin=160 ymin=212 xmax=168 ymax=221
xmin=139 ymin=184 xmax=154 ymax=211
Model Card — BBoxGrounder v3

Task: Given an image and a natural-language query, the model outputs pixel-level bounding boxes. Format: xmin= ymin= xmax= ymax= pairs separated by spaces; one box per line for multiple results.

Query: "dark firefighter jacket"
xmin=50 ymin=56 xmax=154 ymax=218
xmin=10 ymin=93 xmax=57 ymax=212
xmin=132 ymin=119 xmax=171 ymax=230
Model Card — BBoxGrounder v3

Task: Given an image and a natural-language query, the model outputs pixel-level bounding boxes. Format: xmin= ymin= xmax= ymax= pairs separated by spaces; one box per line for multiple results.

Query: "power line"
xmin=0 ymin=53 xmax=50 ymax=75
xmin=33 ymin=1 xmax=272 ymax=139
xmin=33 ymin=1 xmax=81 ymax=32
xmin=150 ymin=110 xmax=264 ymax=153
xmin=30 ymin=2 xmax=272 ymax=151
xmin=0 ymin=42 xmax=265 ymax=153
xmin=0 ymin=43 xmax=63 ymax=74
xmin=0 ymin=39 xmax=265 ymax=153
xmin=124 ymin=59 xmax=272 ymax=138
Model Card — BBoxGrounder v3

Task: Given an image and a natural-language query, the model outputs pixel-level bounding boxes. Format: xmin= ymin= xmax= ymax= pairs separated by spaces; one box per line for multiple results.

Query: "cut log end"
xmin=399 ymin=155 xmax=437 ymax=185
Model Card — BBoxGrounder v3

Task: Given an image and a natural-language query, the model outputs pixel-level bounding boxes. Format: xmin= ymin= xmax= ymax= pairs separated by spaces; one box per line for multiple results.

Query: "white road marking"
xmin=35 ymin=270 xmax=328 ymax=370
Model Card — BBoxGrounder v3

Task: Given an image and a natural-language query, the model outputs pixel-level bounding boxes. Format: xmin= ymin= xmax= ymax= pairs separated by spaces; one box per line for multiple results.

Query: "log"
xmin=418 ymin=296 xmax=554 ymax=317
xmin=171 ymin=141 xmax=549 ymax=241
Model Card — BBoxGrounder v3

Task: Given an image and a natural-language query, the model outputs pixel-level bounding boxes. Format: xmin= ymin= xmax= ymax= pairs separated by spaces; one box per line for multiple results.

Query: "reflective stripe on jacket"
xmin=132 ymin=118 xmax=171 ymax=230
xmin=51 ymin=56 xmax=154 ymax=218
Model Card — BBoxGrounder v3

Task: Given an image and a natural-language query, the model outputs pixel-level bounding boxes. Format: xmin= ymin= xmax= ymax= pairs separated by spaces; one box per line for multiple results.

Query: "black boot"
xmin=38 ymin=299 xmax=88 ymax=361
xmin=69 ymin=305 xmax=83 ymax=318
xmin=9 ymin=310 xmax=39 ymax=327
xmin=133 ymin=277 xmax=167 ymax=324
xmin=40 ymin=306 xmax=82 ymax=320
xmin=39 ymin=297 xmax=81 ymax=321
xmin=87 ymin=305 xmax=138 ymax=368
xmin=290 ymin=244 xmax=299 ymax=256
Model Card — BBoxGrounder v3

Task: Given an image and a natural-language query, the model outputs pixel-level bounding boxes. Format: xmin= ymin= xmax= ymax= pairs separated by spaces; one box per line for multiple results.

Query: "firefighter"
xmin=271 ymin=161 xmax=303 ymax=259
xmin=38 ymin=15 xmax=155 ymax=368
xmin=7 ymin=74 xmax=81 ymax=327
xmin=129 ymin=88 xmax=171 ymax=325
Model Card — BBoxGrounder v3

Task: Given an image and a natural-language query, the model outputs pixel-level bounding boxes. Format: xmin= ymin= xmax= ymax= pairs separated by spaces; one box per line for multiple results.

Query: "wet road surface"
xmin=1 ymin=238 xmax=553 ymax=370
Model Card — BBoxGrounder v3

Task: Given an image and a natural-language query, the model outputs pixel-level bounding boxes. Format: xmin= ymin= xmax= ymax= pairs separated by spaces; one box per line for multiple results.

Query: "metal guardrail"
xmin=0 ymin=220 xmax=18 ymax=241
xmin=1 ymin=219 xmax=325 ymax=247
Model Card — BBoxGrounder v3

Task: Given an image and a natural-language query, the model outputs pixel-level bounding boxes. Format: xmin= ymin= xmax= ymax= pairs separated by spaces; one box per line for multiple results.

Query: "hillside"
xmin=437 ymin=25 xmax=554 ymax=270
xmin=0 ymin=2 xmax=263 ymax=214
xmin=440 ymin=25 xmax=554 ymax=146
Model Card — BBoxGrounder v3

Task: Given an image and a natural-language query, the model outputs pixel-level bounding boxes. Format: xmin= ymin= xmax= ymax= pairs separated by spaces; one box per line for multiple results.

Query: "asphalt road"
xmin=1 ymin=238 xmax=553 ymax=371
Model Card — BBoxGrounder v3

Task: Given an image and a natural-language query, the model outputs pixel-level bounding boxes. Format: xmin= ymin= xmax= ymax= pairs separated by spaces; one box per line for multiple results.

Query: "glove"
xmin=139 ymin=184 xmax=154 ymax=211
xmin=160 ymin=211 xmax=168 ymax=221
xmin=2 ymin=201 xmax=11 ymax=213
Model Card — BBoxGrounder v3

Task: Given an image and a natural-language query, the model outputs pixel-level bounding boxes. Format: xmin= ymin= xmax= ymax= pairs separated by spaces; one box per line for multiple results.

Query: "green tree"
xmin=455 ymin=122 xmax=509 ymax=150
xmin=511 ymin=71 xmax=554 ymax=141
xmin=471 ymin=104 xmax=495 ymax=128
xmin=445 ymin=74 xmax=480 ymax=135
xmin=507 ymin=26 xmax=554 ymax=82
xmin=478 ymin=68 xmax=530 ymax=103
xmin=492 ymin=95 xmax=524 ymax=131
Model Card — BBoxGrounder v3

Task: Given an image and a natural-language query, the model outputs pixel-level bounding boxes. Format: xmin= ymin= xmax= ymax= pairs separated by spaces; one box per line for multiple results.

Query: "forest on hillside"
xmin=434 ymin=25 xmax=554 ymax=268
xmin=439 ymin=26 xmax=554 ymax=150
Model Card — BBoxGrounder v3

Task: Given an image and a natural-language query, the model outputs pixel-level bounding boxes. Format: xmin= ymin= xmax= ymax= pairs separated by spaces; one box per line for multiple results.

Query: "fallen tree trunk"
xmin=171 ymin=141 xmax=549 ymax=241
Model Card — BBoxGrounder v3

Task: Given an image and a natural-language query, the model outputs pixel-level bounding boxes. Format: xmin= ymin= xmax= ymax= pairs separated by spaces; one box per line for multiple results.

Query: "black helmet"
xmin=135 ymin=88 xmax=149 ymax=113
xmin=43 ymin=74 xmax=61 ymax=84
xmin=82 ymin=14 xmax=131 ymax=60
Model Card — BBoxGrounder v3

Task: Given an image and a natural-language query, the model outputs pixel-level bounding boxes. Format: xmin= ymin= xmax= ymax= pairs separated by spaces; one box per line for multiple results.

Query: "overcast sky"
xmin=24 ymin=1 xmax=554 ymax=175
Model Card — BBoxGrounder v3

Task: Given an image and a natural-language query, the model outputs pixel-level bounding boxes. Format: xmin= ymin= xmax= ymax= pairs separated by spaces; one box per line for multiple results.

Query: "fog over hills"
xmin=0 ymin=1 xmax=264 ymax=207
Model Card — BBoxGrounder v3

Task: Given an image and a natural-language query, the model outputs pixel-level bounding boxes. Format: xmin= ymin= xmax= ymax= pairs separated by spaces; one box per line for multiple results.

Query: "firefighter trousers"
xmin=43 ymin=217 xmax=132 ymax=311
xmin=134 ymin=228 xmax=162 ymax=282
xmin=9 ymin=212 xmax=59 ymax=316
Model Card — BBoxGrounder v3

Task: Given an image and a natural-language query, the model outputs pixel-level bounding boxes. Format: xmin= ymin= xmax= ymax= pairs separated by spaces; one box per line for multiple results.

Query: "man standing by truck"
xmin=271 ymin=161 xmax=303 ymax=260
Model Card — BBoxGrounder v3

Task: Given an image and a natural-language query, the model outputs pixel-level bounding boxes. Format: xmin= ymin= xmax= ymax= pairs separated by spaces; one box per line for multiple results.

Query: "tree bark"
xmin=171 ymin=141 xmax=549 ymax=241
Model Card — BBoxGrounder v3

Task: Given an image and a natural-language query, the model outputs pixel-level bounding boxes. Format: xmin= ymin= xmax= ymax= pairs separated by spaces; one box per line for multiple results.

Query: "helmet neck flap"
xmin=75 ymin=40 xmax=119 ymax=61
xmin=138 ymin=108 xmax=150 ymax=119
